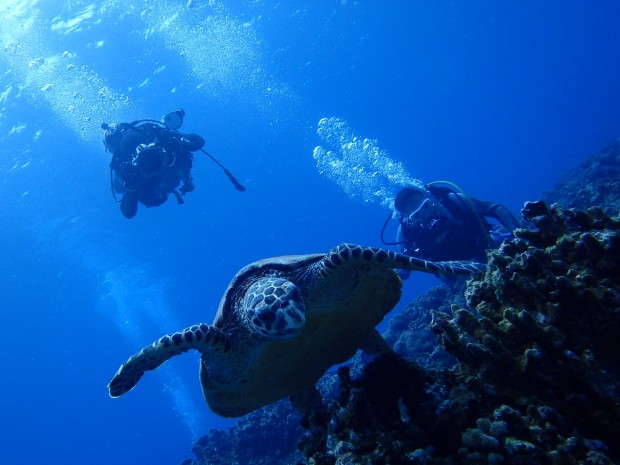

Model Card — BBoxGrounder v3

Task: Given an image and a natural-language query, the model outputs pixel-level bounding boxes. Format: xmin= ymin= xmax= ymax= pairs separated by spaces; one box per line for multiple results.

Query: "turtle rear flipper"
xmin=108 ymin=323 xmax=223 ymax=397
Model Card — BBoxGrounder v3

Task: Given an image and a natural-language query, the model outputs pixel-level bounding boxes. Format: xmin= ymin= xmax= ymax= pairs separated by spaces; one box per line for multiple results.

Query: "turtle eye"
xmin=243 ymin=277 xmax=306 ymax=338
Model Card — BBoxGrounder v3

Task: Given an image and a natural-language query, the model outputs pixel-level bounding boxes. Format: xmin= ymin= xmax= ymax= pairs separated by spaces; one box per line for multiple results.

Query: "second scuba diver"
xmin=102 ymin=109 xmax=204 ymax=219
xmin=382 ymin=182 xmax=519 ymax=278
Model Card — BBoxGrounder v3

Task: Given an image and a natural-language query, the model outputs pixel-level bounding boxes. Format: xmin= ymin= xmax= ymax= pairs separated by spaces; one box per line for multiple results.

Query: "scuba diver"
xmin=381 ymin=182 xmax=519 ymax=275
xmin=102 ymin=109 xmax=245 ymax=219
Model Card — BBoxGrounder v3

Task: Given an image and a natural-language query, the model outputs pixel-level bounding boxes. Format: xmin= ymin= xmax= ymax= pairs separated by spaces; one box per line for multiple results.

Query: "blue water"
xmin=1 ymin=1 xmax=619 ymax=464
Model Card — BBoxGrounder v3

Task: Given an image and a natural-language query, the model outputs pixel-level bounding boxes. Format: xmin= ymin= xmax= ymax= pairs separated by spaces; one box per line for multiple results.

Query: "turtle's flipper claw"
xmin=109 ymin=359 xmax=147 ymax=397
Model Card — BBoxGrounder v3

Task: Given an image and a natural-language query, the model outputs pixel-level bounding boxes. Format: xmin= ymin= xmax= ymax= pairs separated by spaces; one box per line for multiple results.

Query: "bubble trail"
xmin=313 ymin=116 xmax=421 ymax=208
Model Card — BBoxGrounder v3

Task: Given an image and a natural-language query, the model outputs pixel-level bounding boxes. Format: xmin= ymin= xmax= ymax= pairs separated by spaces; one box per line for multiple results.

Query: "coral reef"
xmin=432 ymin=201 xmax=620 ymax=464
xmin=187 ymin=400 xmax=304 ymax=465
xmin=299 ymin=354 xmax=435 ymax=465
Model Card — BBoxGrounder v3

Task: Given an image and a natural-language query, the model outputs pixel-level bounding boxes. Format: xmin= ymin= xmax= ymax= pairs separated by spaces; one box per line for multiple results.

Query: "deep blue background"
xmin=1 ymin=1 xmax=619 ymax=464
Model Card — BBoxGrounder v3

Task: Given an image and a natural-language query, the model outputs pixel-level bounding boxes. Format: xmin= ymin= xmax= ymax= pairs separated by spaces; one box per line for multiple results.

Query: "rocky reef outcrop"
xmin=543 ymin=138 xmax=620 ymax=214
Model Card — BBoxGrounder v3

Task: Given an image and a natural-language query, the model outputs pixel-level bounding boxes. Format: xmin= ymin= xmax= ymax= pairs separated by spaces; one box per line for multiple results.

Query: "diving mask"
xmin=102 ymin=123 xmax=123 ymax=153
xmin=394 ymin=186 xmax=429 ymax=218
xmin=163 ymin=109 xmax=185 ymax=130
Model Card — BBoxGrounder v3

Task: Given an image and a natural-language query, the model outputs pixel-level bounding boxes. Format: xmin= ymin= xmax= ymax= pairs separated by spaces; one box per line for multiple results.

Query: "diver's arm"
xmin=473 ymin=198 xmax=519 ymax=231
xmin=178 ymin=133 xmax=205 ymax=152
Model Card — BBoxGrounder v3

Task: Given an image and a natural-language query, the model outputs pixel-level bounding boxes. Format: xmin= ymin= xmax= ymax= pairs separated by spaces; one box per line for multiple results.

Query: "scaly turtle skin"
xmin=108 ymin=243 xmax=483 ymax=417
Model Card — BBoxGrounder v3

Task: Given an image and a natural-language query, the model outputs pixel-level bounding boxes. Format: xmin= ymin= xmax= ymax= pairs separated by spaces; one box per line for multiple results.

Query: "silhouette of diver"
xmin=102 ymin=109 xmax=245 ymax=219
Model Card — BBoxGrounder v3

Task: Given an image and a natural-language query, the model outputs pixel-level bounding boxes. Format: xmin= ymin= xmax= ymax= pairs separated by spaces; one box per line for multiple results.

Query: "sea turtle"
xmin=109 ymin=243 xmax=484 ymax=417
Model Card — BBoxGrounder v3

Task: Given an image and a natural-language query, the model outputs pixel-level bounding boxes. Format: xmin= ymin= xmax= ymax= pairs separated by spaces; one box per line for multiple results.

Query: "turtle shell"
xmin=200 ymin=252 xmax=402 ymax=416
xmin=108 ymin=243 xmax=484 ymax=418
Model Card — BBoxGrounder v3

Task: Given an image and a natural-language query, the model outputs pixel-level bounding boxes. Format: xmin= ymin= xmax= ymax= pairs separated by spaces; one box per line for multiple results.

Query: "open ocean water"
xmin=1 ymin=1 xmax=619 ymax=464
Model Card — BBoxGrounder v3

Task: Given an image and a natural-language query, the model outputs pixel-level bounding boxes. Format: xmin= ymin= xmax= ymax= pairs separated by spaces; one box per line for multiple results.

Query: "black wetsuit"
xmin=110 ymin=122 xmax=205 ymax=218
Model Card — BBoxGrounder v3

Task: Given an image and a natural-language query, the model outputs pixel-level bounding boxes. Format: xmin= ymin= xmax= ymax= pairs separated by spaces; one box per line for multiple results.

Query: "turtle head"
xmin=242 ymin=277 xmax=306 ymax=338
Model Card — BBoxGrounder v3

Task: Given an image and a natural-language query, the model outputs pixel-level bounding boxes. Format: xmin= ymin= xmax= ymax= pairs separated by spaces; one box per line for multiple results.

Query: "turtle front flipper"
xmin=108 ymin=323 xmax=225 ymax=397
xmin=322 ymin=243 xmax=486 ymax=276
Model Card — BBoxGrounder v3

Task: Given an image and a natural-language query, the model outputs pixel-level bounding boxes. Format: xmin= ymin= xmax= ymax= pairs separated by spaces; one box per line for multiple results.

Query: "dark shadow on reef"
xmin=543 ymin=138 xmax=620 ymax=214
xmin=185 ymin=139 xmax=620 ymax=465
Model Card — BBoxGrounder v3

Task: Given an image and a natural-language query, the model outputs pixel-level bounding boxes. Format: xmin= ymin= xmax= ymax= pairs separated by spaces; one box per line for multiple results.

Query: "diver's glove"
xmin=179 ymin=181 xmax=195 ymax=195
